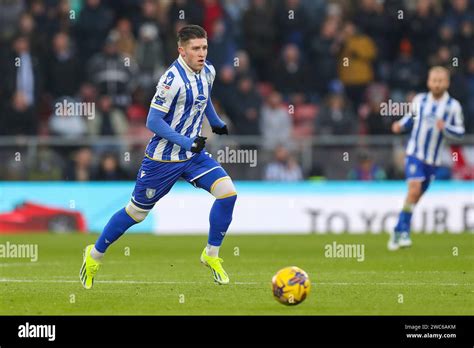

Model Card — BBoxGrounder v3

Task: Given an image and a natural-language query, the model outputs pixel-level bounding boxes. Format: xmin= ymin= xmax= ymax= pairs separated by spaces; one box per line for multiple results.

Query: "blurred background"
xmin=0 ymin=0 xmax=472 ymax=183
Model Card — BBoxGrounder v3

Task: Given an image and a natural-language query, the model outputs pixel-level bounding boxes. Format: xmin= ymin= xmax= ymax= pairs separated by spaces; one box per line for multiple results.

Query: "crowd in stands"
xmin=0 ymin=0 xmax=472 ymax=181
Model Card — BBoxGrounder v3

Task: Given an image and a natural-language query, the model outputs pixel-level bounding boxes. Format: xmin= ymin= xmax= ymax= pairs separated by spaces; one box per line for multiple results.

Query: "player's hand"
xmin=436 ymin=119 xmax=445 ymax=131
xmin=212 ymin=125 xmax=228 ymax=135
xmin=191 ymin=136 xmax=207 ymax=153
xmin=392 ymin=122 xmax=402 ymax=134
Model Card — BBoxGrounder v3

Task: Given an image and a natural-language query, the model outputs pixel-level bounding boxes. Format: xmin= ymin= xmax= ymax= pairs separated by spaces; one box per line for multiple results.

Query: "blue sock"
xmin=95 ymin=208 xmax=138 ymax=253
xmin=208 ymin=195 xmax=237 ymax=246
xmin=395 ymin=211 xmax=412 ymax=234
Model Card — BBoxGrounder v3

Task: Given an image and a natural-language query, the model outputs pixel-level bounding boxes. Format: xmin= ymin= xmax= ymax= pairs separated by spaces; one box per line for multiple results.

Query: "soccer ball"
xmin=271 ymin=266 xmax=311 ymax=305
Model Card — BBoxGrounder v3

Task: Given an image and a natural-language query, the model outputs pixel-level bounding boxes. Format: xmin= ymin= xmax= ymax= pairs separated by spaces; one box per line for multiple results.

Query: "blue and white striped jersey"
xmin=399 ymin=92 xmax=465 ymax=166
xmin=145 ymin=55 xmax=216 ymax=161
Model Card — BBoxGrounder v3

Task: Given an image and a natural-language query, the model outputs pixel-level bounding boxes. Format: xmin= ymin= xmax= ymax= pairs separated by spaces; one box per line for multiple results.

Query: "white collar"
xmin=178 ymin=55 xmax=200 ymax=75
xmin=429 ymin=91 xmax=449 ymax=103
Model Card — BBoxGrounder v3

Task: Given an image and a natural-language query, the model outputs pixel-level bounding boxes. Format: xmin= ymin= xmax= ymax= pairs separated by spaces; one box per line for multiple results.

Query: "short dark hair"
xmin=177 ymin=24 xmax=207 ymax=46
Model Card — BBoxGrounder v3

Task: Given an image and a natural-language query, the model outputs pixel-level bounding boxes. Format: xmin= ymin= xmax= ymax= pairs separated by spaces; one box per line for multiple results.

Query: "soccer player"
xmin=388 ymin=66 xmax=465 ymax=250
xmin=80 ymin=25 xmax=237 ymax=288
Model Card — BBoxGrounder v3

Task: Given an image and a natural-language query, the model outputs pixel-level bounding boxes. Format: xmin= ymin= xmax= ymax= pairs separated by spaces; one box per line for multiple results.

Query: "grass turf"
xmin=0 ymin=233 xmax=472 ymax=315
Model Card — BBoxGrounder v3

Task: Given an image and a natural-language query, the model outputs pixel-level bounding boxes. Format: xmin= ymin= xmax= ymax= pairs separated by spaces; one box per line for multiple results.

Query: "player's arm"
xmin=204 ymin=60 xmax=228 ymax=135
xmin=146 ymin=108 xmax=193 ymax=150
xmin=393 ymin=113 xmax=414 ymax=133
xmin=205 ymin=98 xmax=228 ymax=135
xmin=392 ymin=94 xmax=419 ymax=133
xmin=440 ymin=103 xmax=465 ymax=140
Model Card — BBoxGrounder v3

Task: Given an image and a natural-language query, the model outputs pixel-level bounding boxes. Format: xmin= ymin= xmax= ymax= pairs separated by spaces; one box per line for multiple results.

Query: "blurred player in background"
xmin=389 ymin=66 xmax=465 ymax=250
xmin=80 ymin=25 xmax=236 ymax=288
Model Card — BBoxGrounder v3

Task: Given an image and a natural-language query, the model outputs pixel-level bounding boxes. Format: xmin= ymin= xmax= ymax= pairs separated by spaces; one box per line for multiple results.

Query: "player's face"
xmin=427 ymin=70 xmax=450 ymax=97
xmin=179 ymin=38 xmax=208 ymax=72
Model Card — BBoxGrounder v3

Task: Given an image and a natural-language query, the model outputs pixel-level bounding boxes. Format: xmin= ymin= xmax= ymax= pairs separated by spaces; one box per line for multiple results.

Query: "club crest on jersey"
xmin=194 ymin=94 xmax=207 ymax=111
xmin=146 ymin=188 xmax=156 ymax=199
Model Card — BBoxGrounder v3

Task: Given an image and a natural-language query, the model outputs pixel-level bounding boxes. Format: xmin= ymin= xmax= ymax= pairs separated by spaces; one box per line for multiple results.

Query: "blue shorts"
xmin=131 ymin=151 xmax=228 ymax=210
xmin=405 ymin=155 xmax=437 ymax=192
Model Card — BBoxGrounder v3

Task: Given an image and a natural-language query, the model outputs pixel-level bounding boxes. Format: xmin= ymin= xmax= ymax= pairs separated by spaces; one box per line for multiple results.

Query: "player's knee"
xmin=210 ymin=177 xmax=237 ymax=200
xmin=125 ymin=202 xmax=150 ymax=222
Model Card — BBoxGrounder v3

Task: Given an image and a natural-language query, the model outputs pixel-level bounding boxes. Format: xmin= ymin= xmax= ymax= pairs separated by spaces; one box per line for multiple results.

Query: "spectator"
xmin=63 ymin=147 xmax=94 ymax=181
xmin=93 ymin=152 xmax=130 ymax=181
xmin=436 ymin=23 xmax=462 ymax=59
xmin=228 ymin=76 xmax=262 ymax=135
xmin=46 ymin=32 xmax=80 ymax=98
xmin=167 ymin=0 xmax=204 ymax=34
xmin=234 ymin=50 xmax=257 ymax=81
xmin=163 ymin=19 xmax=188 ymax=64
xmin=347 ymin=152 xmax=386 ymax=181
xmin=75 ymin=0 xmax=113 ymax=62
xmin=389 ymin=38 xmax=424 ymax=100
xmin=133 ymin=0 xmax=158 ymax=28
xmin=28 ymin=145 xmax=63 ymax=180
xmin=0 ymin=35 xmax=41 ymax=135
xmin=242 ymin=0 xmax=276 ymax=80
xmin=202 ymin=0 xmax=225 ymax=39
xmin=274 ymin=0 xmax=308 ymax=47
xmin=359 ymin=82 xmax=391 ymax=135
xmin=135 ymin=23 xmax=165 ymax=93
xmin=78 ymin=82 xmax=98 ymax=105
xmin=444 ymin=0 xmax=474 ymax=35
xmin=88 ymin=94 xmax=128 ymax=136
xmin=354 ymin=0 xmax=391 ymax=60
xmin=407 ymin=0 xmax=440 ymax=62
xmin=86 ymin=32 xmax=138 ymax=108
xmin=271 ymin=44 xmax=310 ymax=99
xmin=316 ymin=93 xmax=356 ymax=135
xmin=207 ymin=19 xmax=237 ymax=72
xmin=213 ymin=65 xmax=238 ymax=117
xmin=0 ymin=0 xmax=24 ymax=41
xmin=17 ymin=11 xmax=48 ymax=60
xmin=264 ymin=145 xmax=303 ymax=181
xmin=309 ymin=16 xmax=341 ymax=95
xmin=260 ymin=91 xmax=292 ymax=150
xmin=459 ymin=17 xmax=474 ymax=60
xmin=338 ymin=22 xmax=377 ymax=110
xmin=113 ymin=18 xmax=137 ymax=58
xmin=48 ymin=96 xmax=88 ymax=138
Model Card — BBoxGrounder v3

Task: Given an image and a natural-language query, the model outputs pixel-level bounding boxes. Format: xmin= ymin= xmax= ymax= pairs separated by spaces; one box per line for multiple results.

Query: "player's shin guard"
xmin=95 ymin=208 xmax=138 ymax=253
xmin=208 ymin=194 xmax=237 ymax=246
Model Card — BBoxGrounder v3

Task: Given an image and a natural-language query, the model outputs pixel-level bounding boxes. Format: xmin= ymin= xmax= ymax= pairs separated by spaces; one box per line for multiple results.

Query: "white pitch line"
xmin=0 ymin=278 xmax=471 ymax=286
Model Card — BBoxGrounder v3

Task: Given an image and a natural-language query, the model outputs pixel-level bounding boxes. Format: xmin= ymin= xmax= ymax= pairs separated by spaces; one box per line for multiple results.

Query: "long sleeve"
xmin=205 ymin=98 xmax=226 ymax=128
xmin=146 ymin=107 xmax=193 ymax=151
xmin=444 ymin=103 xmax=465 ymax=140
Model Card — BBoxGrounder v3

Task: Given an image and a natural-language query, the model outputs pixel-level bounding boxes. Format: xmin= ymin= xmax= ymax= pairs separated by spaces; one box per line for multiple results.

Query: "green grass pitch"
xmin=0 ymin=233 xmax=472 ymax=315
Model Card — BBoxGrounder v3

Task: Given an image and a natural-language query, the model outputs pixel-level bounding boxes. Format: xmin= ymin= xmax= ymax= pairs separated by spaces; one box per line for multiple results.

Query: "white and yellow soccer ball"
xmin=271 ymin=266 xmax=311 ymax=306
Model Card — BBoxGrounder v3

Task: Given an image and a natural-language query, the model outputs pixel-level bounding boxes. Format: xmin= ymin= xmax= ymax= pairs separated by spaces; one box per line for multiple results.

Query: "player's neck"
xmin=431 ymin=91 xmax=446 ymax=101
xmin=179 ymin=55 xmax=201 ymax=74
